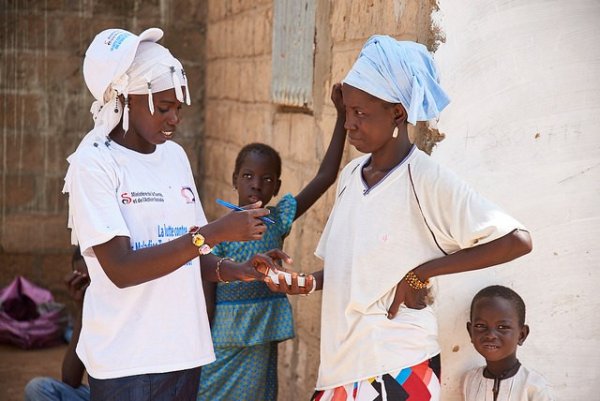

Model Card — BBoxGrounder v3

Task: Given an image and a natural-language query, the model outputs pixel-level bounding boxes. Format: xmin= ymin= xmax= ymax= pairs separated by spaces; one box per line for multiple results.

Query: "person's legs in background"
xmin=25 ymin=377 xmax=90 ymax=401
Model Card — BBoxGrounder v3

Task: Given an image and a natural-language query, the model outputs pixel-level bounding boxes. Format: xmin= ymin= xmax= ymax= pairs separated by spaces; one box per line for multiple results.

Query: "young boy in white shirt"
xmin=464 ymin=285 xmax=554 ymax=401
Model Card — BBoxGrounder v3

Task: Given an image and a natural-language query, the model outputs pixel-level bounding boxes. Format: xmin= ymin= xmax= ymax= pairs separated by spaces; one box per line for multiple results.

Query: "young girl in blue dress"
xmin=197 ymin=84 xmax=346 ymax=401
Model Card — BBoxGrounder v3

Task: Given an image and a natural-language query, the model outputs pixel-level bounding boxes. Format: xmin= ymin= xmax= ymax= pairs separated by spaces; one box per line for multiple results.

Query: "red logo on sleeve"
xmin=121 ymin=193 xmax=132 ymax=204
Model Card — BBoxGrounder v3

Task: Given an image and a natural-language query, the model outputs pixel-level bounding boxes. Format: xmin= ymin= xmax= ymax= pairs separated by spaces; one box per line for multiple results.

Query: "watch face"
xmin=192 ymin=233 xmax=205 ymax=247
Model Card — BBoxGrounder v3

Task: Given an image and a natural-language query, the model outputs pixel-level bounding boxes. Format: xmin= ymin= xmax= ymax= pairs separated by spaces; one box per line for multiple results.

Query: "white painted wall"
xmin=432 ymin=1 xmax=599 ymax=399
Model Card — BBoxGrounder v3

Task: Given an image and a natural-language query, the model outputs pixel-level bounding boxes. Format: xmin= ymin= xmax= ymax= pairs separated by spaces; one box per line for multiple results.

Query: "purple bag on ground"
xmin=0 ymin=276 xmax=67 ymax=349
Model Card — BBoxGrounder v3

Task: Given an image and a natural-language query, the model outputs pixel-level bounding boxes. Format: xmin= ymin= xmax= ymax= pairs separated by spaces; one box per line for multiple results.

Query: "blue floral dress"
xmin=197 ymin=194 xmax=297 ymax=401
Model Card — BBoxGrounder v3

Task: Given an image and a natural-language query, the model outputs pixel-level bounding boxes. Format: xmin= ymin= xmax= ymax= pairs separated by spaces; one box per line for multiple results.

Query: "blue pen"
xmin=216 ymin=198 xmax=275 ymax=225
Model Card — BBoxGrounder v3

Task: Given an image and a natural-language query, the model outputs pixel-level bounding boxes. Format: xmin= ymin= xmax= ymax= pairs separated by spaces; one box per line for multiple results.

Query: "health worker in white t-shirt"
xmin=63 ymin=28 xmax=282 ymax=401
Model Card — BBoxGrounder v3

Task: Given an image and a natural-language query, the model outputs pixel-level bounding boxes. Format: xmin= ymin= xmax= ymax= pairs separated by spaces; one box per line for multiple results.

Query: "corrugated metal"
xmin=271 ymin=0 xmax=316 ymax=108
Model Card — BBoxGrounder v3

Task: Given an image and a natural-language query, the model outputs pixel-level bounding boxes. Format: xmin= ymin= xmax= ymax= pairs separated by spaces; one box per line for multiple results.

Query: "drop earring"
xmin=392 ymin=126 xmax=399 ymax=138
xmin=122 ymin=96 xmax=130 ymax=134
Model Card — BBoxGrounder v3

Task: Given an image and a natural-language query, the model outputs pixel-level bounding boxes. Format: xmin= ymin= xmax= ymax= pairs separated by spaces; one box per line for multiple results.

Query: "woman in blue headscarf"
xmin=269 ymin=35 xmax=532 ymax=401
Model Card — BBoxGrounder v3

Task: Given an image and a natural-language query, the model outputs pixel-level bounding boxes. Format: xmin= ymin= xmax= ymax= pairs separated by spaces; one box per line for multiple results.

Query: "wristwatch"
xmin=189 ymin=226 xmax=212 ymax=255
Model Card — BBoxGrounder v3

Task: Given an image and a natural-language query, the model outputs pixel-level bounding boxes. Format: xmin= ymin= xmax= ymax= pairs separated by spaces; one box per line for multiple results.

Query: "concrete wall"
xmin=0 ymin=0 xmax=206 ymax=308
xmin=432 ymin=0 xmax=600 ymax=399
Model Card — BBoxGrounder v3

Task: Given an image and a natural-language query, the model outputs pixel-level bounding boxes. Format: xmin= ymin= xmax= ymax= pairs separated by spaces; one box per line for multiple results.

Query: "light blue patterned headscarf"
xmin=343 ymin=35 xmax=450 ymax=125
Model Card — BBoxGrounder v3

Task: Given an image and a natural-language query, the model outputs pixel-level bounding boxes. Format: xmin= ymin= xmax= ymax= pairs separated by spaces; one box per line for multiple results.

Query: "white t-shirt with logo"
xmin=315 ymin=147 xmax=525 ymax=390
xmin=67 ymin=139 xmax=214 ymax=379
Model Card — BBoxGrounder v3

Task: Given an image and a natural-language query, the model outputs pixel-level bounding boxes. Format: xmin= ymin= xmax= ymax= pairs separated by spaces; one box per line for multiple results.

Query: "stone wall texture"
xmin=1 ymin=0 xmax=206 ymax=308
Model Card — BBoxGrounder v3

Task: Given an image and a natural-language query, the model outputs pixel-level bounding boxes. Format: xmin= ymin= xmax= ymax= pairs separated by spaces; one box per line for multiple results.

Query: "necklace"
xmin=483 ymin=360 xmax=521 ymax=401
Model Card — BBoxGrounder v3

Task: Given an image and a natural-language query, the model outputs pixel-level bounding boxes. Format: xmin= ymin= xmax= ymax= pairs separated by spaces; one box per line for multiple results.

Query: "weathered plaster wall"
xmin=0 ymin=0 xmax=205 ymax=307
xmin=432 ymin=0 xmax=600 ymax=399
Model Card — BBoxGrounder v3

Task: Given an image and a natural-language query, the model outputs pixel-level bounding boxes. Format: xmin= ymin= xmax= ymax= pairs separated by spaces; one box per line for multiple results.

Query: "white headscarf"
xmin=80 ymin=41 xmax=190 ymax=150
xmin=63 ymin=41 xmax=191 ymax=245
xmin=343 ymin=35 xmax=450 ymax=125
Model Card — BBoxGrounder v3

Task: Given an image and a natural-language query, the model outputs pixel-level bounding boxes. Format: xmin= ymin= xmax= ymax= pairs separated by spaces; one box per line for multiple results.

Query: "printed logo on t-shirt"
xmin=132 ymin=224 xmax=193 ymax=266
xmin=120 ymin=192 xmax=165 ymax=205
xmin=131 ymin=225 xmax=186 ymax=250
xmin=180 ymin=187 xmax=196 ymax=203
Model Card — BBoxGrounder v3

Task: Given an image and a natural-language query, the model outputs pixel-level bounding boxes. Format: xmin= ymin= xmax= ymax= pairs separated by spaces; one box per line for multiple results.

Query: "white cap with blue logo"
xmin=83 ymin=28 xmax=163 ymax=103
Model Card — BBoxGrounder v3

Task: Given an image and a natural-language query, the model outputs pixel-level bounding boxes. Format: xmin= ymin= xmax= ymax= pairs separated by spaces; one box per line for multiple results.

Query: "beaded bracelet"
xmin=216 ymin=257 xmax=232 ymax=283
xmin=404 ymin=270 xmax=429 ymax=290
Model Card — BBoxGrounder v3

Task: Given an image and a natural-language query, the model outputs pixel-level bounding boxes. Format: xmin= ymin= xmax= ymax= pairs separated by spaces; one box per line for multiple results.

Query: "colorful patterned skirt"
xmin=311 ymin=355 xmax=441 ymax=401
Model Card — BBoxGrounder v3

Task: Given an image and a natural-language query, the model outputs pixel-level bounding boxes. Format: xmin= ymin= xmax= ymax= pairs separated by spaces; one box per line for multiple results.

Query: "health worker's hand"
xmin=212 ymin=201 xmax=270 ymax=242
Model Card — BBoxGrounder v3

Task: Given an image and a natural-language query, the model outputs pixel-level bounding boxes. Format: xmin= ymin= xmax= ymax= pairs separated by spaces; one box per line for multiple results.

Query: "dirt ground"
xmin=0 ymin=343 xmax=67 ymax=401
